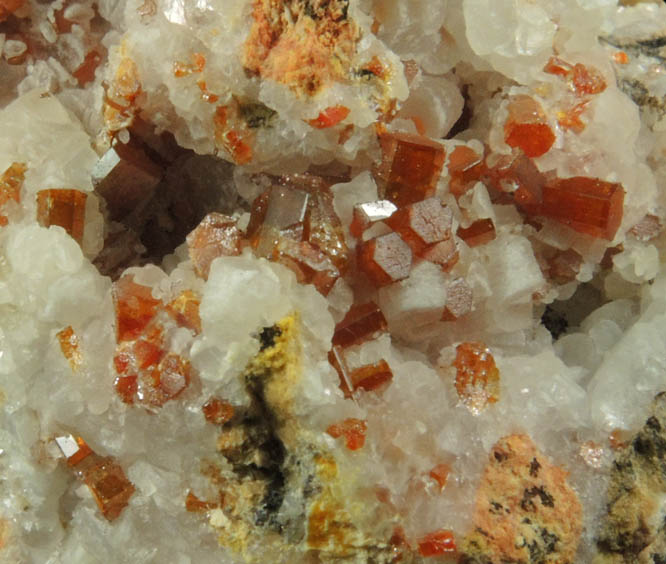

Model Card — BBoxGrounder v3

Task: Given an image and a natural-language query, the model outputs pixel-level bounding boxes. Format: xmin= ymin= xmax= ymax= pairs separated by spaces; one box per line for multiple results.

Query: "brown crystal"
xmin=442 ymin=278 xmax=473 ymax=321
xmin=185 ymin=491 xmax=219 ymax=512
xmin=540 ymin=177 xmax=624 ymax=240
xmin=453 ymin=342 xmax=500 ymax=415
xmin=165 ymin=290 xmax=202 ymax=334
xmin=457 ymin=219 xmax=496 ymax=247
xmin=504 ymin=95 xmax=555 ymax=158
xmin=332 ymin=302 xmax=388 ymax=348
xmin=386 ymin=197 xmax=453 ymax=254
xmin=429 ymin=463 xmax=451 ymax=491
xmin=57 ymin=326 xmax=82 ymax=372
xmin=36 ymin=189 xmax=87 ymax=244
xmin=113 ymin=275 xmax=161 ymax=343
xmin=202 ymin=397 xmax=235 ymax=425
xmin=357 ymin=232 xmax=412 ymax=287
xmin=73 ymin=49 xmax=104 ymax=87
xmin=547 ymin=249 xmax=583 ymax=284
xmin=187 ymin=213 xmax=242 ymax=279
xmin=417 ymin=530 xmax=457 ymax=557
xmin=376 ymin=131 xmax=446 ymax=207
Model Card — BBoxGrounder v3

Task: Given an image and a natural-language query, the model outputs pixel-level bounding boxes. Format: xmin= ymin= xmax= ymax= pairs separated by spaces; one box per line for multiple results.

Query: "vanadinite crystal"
xmin=57 ymin=326 xmax=82 ymax=372
xmin=385 ymin=197 xmax=453 ymax=254
xmin=453 ymin=342 xmax=500 ymax=415
xmin=540 ymin=177 xmax=624 ymax=240
xmin=332 ymin=302 xmax=388 ymax=348
xmin=54 ymin=435 xmax=135 ymax=521
xmin=457 ymin=219 xmax=496 ymax=248
xmin=36 ymin=189 xmax=87 ymax=244
xmin=376 ymin=131 xmax=446 ymax=207
xmin=417 ymin=530 xmax=457 ymax=557
xmin=326 ymin=418 xmax=367 ymax=451
xmin=442 ymin=278 xmax=473 ymax=321
xmin=358 ymin=232 xmax=412 ymax=287
xmin=448 ymin=145 xmax=485 ymax=198
xmin=350 ymin=200 xmax=397 ymax=238
xmin=113 ymin=275 xmax=161 ymax=343
xmin=504 ymin=95 xmax=555 ymax=158
xmin=187 ymin=213 xmax=242 ymax=279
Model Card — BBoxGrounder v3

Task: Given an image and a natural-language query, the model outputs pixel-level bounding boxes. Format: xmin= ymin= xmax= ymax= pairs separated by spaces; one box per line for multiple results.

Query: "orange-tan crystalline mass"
xmin=461 ymin=434 xmax=582 ymax=564
xmin=243 ymin=0 xmax=359 ymax=96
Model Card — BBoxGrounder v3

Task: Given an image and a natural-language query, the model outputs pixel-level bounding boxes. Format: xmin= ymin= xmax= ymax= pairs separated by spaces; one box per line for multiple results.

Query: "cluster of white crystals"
xmin=1 ymin=0 xmax=666 ymax=563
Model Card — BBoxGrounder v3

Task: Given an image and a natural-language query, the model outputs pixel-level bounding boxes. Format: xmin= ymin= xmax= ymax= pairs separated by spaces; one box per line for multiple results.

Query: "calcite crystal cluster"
xmin=3 ymin=0 xmax=666 ymax=562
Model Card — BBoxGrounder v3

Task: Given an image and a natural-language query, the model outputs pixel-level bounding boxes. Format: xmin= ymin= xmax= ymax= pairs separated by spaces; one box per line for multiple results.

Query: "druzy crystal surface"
xmin=2 ymin=1 xmax=666 ymax=563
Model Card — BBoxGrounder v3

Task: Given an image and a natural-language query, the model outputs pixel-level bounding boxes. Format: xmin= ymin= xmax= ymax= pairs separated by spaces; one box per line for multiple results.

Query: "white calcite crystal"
xmin=1 ymin=0 xmax=666 ymax=563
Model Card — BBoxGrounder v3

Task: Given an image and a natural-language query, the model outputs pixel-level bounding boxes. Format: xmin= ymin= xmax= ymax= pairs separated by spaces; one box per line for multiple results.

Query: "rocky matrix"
xmin=2 ymin=0 xmax=666 ymax=563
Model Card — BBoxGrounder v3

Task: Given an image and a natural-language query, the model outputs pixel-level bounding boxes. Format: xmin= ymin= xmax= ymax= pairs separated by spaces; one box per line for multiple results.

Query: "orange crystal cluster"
xmin=54 ymin=434 xmax=135 ymax=521
xmin=417 ymin=529 xmax=457 ymax=557
xmin=326 ymin=418 xmax=367 ymax=451
xmin=57 ymin=325 xmax=82 ymax=372
xmin=0 ymin=162 xmax=25 ymax=226
xmin=504 ymin=95 xmax=555 ymax=158
xmin=453 ymin=342 xmax=500 ymax=415
xmin=112 ymin=275 xmax=199 ymax=408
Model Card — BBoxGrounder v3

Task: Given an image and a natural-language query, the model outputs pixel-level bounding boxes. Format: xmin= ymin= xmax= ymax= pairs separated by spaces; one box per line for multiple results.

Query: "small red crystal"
xmin=417 ymin=529 xmax=457 ymax=557
xmin=629 ymin=214 xmax=662 ymax=242
xmin=547 ymin=248 xmax=583 ymax=284
xmin=448 ymin=145 xmax=484 ymax=198
xmin=332 ymin=302 xmax=388 ymax=348
xmin=376 ymin=131 xmax=446 ymax=207
xmin=422 ymin=238 xmax=459 ymax=271
xmin=185 ymin=491 xmax=219 ymax=512
xmin=428 ymin=463 xmax=451 ymax=491
xmin=114 ymin=374 xmax=138 ymax=404
xmin=326 ymin=418 xmax=367 ymax=451
xmin=386 ymin=197 xmax=453 ymax=254
xmin=572 ymin=63 xmax=606 ymax=96
xmin=57 ymin=326 xmax=82 ymax=372
xmin=504 ymin=95 xmax=555 ymax=158
xmin=457 ymin=219 xmax=496 ymax=247
xmin=358 ymin=232 xmax=412 ymax=287
xmin=308 ymin=105 xmax=350 ymax=129
xmin=540 ymin=176 xmax=624 ymax=240
xmin=0 ymin=162 xmax=25 ymax=225
xmin=36 ymin=189 xmax=88 ymax=244
xmin=350 ymin=200 xmax=397 ymax=238
xmin=348 ymin=360 xmax=393 ymax=394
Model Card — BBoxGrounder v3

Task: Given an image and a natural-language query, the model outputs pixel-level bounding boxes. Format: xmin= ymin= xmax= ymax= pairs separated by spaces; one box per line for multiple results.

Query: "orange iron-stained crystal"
xmin=114 ymin=374 xmax=137 ymax=404
xmin=540 ymin=176 xmax=624 ymax=240
xmin=543 ymin=56 xmax=572 ymax=77
xmin=417 ymin=529 xmax=457 ymax=557
xmin=442 ymin=278 xmax=473 ymax=321
xmin=202 ymin=397 xmax=235 ymax=425
xmin=350 ymin=200 xmax=397 ymax=238
xmin=326 ymin=418 xmax=367 ymax=451
xmin=358 ymin=232 xmax=412 ymax=287
xmin=187 ymin=213 xmax=242 ymax=279
xmin=376 ymin=131 xmax=446 ymax=207
xmin=457 ymin=218 xmax=496 ymax=247
xmin=57 ymin=326 xmax=82 ymax=372
xmin=386 ymin=197 xmax=453 ymax=254
xmin=36 ymin=189 xmax=87 ymax=244
xmin=448 ymin=145 xmax=484 ymax=198
xmin=453 ymin=342 xmax=500 ymax=415
xmin=73 ymin=49 xmax=104 ymax=87
xmin=504 ymin=95 xmax=555 ymax=158
xmin=55 ymin=434 xmax=94 ymax=467
xmin=112 ymin=275 xmax=161 ymax=343
xmin=333 ymin=302 xmax=388 ymax=348
xmin=429 ymin=463 xmax=451 ymax=491
xmin=166 ymin=290 xmax=202 ymax=334
xmin=148 ymin=353 xmax=191 ymax=406
xmin=572 ymin=63 xmax=606 ymax=96
xmin=274 ymin=238 xmax=340 ymax=295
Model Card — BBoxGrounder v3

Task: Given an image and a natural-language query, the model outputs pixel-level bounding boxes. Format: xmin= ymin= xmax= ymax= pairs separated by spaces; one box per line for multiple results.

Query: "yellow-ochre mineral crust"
xmin=593 ymin=392 xmax=666 ymax=564
xmin=461 ymin=434 xmax=583 ymax=564
xmin=199 ymin=315 xmax=397 ymax=563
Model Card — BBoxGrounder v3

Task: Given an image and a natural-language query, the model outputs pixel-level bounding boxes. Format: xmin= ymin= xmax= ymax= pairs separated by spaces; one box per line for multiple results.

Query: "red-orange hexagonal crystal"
xmin=504 ymin=95 xmax=555 ymax=158
xmin=386 ymin=197 xmax=453 ymax=254
xmin=358 ymin=232 xmax=412 ymax=287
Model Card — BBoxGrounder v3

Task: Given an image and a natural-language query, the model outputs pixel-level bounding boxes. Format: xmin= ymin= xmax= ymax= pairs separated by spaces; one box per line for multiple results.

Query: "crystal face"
xmin=453 ymin=342 xmax=500 ymax=415
xmin=504 ymin=95 xmax=555 ymax=158
xmin=358 ymin=232 xmax=412 ymax=287
xmin=36 ymin=189 xmax=87 ymax=243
